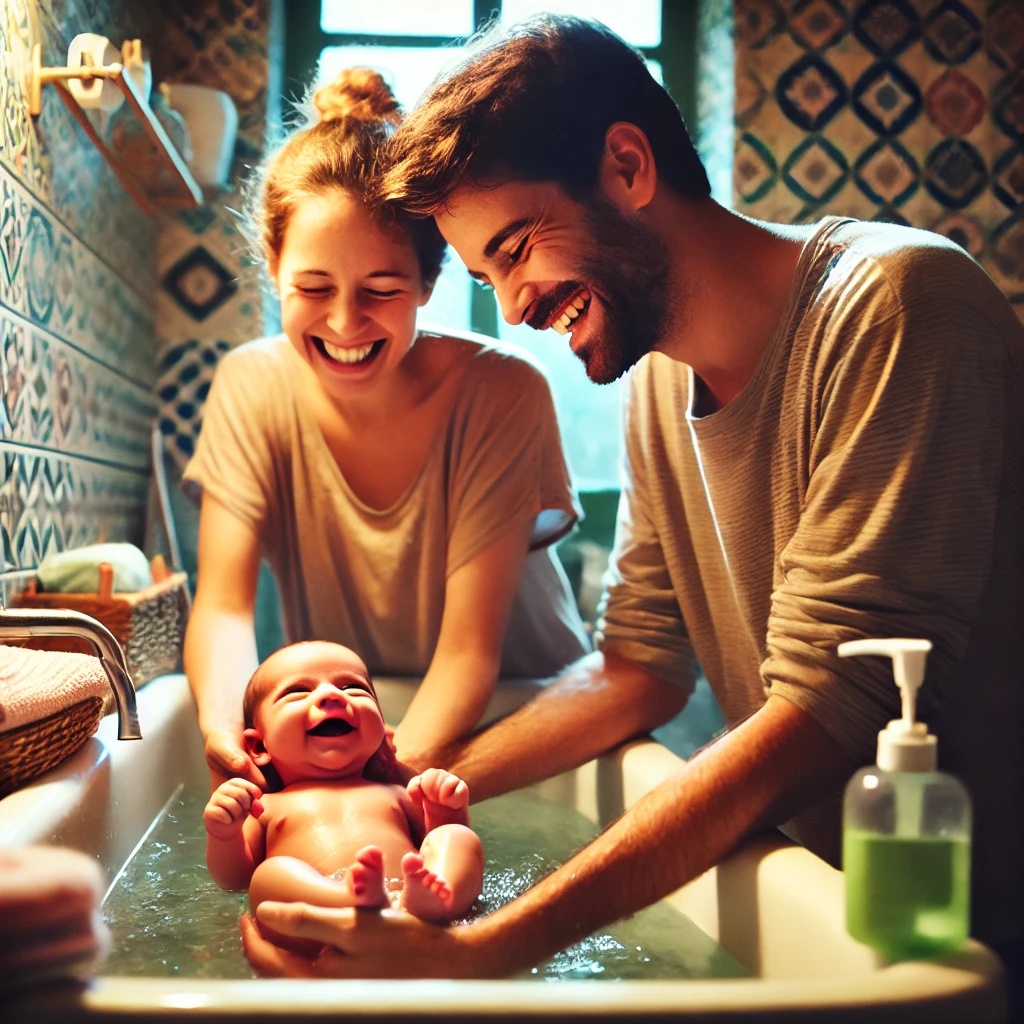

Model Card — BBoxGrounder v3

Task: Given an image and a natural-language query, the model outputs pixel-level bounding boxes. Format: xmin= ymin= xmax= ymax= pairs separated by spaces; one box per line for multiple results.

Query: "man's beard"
xmin=528 ymin=197 xmax=672 ymax=384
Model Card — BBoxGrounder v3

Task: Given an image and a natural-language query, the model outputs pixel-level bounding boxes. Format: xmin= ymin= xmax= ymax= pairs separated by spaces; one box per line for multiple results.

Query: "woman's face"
xmin=275 ymin=189 xmax=432 ymax=401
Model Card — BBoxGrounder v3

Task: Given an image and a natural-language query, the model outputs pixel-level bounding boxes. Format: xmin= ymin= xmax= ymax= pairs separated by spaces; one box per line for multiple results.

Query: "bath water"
xmin=101 ymin=787 xmax=750 ymax=981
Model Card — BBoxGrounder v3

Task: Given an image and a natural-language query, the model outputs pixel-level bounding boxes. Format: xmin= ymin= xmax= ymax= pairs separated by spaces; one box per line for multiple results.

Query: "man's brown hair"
xmin=381 ymin=15 xmax=710 ymax=216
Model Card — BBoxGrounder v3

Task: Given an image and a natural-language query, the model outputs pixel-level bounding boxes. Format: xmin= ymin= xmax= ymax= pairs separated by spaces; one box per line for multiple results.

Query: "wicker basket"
xmin=0 ymin=695 xmax=104 ymax=797
xmin=11 ymin=557 xmax=190 ymax=691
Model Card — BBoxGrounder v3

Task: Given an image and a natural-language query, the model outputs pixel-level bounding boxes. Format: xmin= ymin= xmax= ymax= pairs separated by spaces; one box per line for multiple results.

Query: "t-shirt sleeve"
xmin=182 ymin=344 xmax=279 ymax=532
xmin=763 ymin=247 xmax=1011 ymax=762
xmin=445 ymin=350 xmax=582 ymax=576
xmin=594 ymin=370 xmax=697 ymax=692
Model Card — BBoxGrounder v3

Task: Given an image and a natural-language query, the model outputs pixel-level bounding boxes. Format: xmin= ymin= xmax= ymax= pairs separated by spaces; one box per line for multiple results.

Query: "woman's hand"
xmin=0 ymin=846 xmax=110 ymax=988
xmin=240 ymin=904 xmax=492 ymax=979
xmin=203 ymin=728 xmax=266 ymax=788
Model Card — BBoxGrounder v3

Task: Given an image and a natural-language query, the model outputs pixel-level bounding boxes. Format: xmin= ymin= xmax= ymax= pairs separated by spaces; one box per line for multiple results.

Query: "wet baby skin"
xmin=203 ymin=642 xmax=484 ymax=945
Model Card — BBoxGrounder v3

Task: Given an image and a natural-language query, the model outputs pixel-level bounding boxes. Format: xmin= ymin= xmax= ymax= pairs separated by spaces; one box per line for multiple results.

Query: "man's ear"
xmin=243 ymin=727 xmax=273 ymax=766
xmin=597 ymin=122 xmax=657 ymax=212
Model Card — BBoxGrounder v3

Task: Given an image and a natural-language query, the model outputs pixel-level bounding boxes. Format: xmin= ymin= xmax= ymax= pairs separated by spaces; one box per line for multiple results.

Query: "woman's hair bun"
xmin=313 ymin=68 xmax=401 ymax=125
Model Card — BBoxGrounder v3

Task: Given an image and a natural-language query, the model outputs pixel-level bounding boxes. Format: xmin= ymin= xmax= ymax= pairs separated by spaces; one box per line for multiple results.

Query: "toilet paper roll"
xmin=66 ymin=33 xmax=124 ymax=112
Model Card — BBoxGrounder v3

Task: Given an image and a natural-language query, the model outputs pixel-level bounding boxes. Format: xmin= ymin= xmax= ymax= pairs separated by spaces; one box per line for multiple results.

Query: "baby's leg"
xmin=400 ymin=824 xmax=484 ymax=923
xmin=249 ymin=848 xmax=388 ymax=953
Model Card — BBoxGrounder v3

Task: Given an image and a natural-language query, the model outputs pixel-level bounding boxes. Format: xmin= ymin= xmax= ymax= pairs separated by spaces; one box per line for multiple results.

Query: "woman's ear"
xmin=597 ymin=121 xmax=657 ymax=212
xmin=243 ymin=728 xmax=273 ymax=766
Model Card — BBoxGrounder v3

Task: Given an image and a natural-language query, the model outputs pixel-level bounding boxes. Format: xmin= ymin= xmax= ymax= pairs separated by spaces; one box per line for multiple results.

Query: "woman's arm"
xmin=393 ymin=518 xmax=533 ymax=765
xmin=183 ymin=494 xmax=264 ymax=786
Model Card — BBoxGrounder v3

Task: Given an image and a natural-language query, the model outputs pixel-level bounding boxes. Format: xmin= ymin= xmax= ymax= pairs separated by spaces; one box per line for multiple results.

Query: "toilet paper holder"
xmin=26 ymin=39 xmax=203 ymax=215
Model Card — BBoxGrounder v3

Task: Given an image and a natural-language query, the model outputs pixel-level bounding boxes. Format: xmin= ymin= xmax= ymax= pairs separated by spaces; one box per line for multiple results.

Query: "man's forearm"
xmin=427 ymin=651 xmax=689 ymax=802
xmin=467 ymin=695 xmax=856 ymax=975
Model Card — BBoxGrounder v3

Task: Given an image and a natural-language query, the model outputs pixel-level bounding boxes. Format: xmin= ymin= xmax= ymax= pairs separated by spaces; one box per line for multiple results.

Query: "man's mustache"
xmin=526 ymin=280 xmax=587 ymax=331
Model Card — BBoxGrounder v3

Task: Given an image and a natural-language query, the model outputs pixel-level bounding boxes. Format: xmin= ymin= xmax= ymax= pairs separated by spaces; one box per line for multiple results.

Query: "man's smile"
xmin=550 ymin=291 xmax=591 ymax=335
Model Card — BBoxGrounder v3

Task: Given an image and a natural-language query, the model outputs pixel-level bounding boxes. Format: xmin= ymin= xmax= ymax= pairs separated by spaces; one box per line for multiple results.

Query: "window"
xmin=285 ymin=1 xmax=695 ymax=488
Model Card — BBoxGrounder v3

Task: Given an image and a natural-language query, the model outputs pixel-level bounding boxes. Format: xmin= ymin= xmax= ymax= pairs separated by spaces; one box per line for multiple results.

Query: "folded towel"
xmin=0 ymin=646 xmax=110 ymax=733
xmin=37 ymin=542 xmax=152 ymax=594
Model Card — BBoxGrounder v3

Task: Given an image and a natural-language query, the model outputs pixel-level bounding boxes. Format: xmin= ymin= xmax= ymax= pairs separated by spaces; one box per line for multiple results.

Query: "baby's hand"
xmin=203 ymin=779 xmax=264 ymax=841
xmin=408 ymin=768 xmax=470 ymax=812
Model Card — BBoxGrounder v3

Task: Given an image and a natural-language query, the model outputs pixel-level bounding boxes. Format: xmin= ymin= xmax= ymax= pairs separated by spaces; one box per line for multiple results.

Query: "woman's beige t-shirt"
xmin=184 ymin=334 xmax=590 ymax=678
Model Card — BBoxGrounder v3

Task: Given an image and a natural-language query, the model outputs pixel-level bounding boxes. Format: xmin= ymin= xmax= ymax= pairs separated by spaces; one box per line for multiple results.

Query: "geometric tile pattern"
xmin=735 ymin=0 xmax=1024 ymax=324
xmin=0 ymin=0 xmax=160 ymax=299
xmin=162 ymin=245 xmax=238 ymax=323
xmin=155 ymin=336 xmax=231 ymax=465
xmin=0 ymin=446 xmax=149 ymax=574
xmin=151 ymin=0 xmax=276 ymax=466
xmin=0 ymin=0 xmax=163 ymax=574
xmin=0 ymin=167 xmax=157 ymax=386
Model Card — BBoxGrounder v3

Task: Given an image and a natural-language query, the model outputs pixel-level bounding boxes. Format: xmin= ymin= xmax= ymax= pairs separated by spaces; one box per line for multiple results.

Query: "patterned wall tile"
xmin=0 ymin=166 xmax=155 ymax=386
xmin=0 ymin=444 xmax=148 ymax=572
xmin=149 ymin=0 xmax=277 ymax=469
xmin=0 ymin=312 xmax=154 ymax=467
xmin=734 ymin=0 xmax=1023 ymax=321
xmin=0 ymin=0 xmax=159 ymax=298
xmin=0 ymin=0 xmax=165 ymax=570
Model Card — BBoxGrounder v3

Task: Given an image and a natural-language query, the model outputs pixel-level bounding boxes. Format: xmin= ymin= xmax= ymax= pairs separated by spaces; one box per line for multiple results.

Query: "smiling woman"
xmin=181 ymin=68 xmax=590 ymax=799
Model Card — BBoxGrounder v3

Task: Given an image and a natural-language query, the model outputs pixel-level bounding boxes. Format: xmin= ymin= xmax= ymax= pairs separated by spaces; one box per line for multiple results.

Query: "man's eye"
xmin=366 ymin=288 xmax=401 ymax=298
xmin=298 ymin=286 xmax=331 ymax=296
xmin=506 ymin=236 xmax=529 ymax=264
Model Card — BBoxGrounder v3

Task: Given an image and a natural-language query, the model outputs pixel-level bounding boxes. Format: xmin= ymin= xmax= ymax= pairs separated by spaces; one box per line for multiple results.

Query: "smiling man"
xmin=241 ymin=15 xmax=1024 ymax=998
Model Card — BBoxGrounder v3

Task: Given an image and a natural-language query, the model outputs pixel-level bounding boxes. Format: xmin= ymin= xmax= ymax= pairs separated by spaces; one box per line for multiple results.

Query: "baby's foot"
xmin=400 ymin=851 xmax=452 ymax=921
xmin=347 ymin=846 xmax=387 ymax=908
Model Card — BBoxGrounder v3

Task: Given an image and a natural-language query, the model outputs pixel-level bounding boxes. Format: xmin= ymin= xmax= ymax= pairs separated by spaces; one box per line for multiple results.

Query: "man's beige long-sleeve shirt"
xmin=599 ymin=217 xmax=1024 ymax=944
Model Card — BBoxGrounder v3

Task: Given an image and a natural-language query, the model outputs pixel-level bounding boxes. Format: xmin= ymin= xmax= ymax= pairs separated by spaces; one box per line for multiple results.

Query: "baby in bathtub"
xmin=202 ymin=641 xmax=484 ymax=946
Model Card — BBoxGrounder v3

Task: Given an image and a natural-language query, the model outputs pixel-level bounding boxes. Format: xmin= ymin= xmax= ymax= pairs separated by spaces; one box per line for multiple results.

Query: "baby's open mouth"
xmin=312 ymin=337 xmax=385 ymax=366
xmin=307 ymin=719 xmax=355 ymax=737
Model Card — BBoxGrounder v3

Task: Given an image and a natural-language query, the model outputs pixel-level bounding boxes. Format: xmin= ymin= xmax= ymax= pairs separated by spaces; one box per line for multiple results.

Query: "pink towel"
xmin=0 ymin=645 xmax=110 ymax=733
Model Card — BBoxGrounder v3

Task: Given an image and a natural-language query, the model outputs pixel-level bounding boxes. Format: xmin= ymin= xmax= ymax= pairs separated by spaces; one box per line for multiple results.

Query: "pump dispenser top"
xmin=838 ymin=637 xmax=937 ymax=773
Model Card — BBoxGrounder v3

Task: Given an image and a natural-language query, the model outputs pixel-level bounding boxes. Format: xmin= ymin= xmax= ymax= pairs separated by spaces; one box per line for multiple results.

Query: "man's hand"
xmin=407 ymin=768 xmax=471 ymax=830
xmin=203 ymin=778 xmax=264 ymax=841
xmin=203 ymin=729 xmax=267 ymax=788
xmin=240 ymin=904 xmax=495 ymax=979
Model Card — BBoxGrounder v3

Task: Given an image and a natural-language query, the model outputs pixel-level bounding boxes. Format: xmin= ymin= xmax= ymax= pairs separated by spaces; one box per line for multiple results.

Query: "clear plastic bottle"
xmin=838 ymin=638 xmax=972 ymax=960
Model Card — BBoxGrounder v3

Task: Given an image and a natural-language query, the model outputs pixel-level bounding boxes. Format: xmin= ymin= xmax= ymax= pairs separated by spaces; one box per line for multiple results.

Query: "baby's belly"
xmin=268 ymin=820 xmax=416 ymax=880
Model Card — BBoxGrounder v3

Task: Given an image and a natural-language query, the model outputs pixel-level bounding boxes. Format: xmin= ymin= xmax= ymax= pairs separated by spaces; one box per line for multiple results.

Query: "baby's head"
xmin=242 ymin=641 xmax=387 ymax=787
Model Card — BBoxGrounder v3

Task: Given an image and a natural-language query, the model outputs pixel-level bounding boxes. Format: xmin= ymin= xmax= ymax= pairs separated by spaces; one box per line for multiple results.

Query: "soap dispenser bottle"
xmin=837 ymin=638 xmax=971 ymax=959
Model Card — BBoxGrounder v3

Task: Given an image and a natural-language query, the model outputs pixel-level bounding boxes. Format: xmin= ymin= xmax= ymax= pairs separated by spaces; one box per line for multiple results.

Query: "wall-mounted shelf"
xmin=27 ymin=41 xmax=203 ymax=215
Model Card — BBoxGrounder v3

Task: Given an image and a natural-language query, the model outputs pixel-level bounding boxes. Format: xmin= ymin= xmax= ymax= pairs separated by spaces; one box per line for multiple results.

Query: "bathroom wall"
xmin=150 ymin=0 xmax=280 ymax=472
xmin=0 ymin=0 xmax=161 ymax=595
xmin=732 ymin=0 xmax=1023 ymax=323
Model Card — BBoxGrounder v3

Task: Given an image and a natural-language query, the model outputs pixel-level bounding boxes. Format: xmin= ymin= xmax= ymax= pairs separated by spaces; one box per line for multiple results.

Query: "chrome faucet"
xmin=0 ymin=608 xmax=142 ymax=739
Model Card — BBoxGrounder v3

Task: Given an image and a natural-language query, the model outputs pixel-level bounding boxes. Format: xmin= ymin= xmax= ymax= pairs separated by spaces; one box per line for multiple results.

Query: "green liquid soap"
xmin=844 ymin=830 xmax=970 ymax=960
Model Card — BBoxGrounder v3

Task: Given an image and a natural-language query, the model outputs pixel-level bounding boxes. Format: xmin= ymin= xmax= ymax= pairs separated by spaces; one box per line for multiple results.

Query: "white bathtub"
xmin=0 ymin=673 xmax=1007 ymax=1021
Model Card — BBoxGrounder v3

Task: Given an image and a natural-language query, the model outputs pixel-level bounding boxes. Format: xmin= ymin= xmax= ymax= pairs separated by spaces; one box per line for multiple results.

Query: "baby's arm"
xmin=203 ymin=778 xmax=266 ymax=890
xmin=406 ymin=768 xmax=472 ymax=839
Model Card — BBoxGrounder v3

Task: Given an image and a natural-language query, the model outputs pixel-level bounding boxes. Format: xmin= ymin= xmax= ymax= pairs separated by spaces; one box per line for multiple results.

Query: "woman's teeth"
xmin=551 ymin=292 xmax=589 ymax=335
xmin=322 ymin=339 xmax=378 ymax=364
